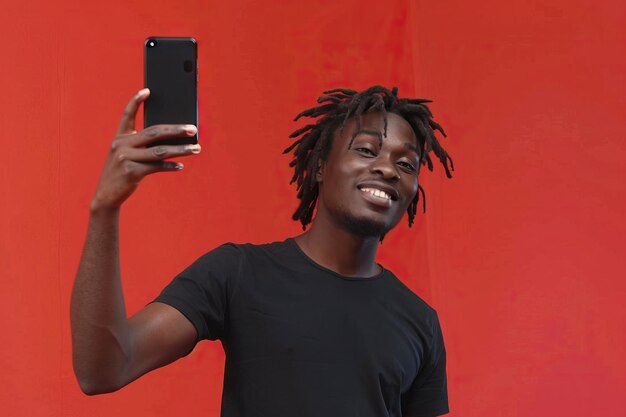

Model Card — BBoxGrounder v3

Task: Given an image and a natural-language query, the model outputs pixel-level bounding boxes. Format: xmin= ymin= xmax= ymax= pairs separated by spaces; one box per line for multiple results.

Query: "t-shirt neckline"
xmin=286 ymin=237 xmax=386 ymax=282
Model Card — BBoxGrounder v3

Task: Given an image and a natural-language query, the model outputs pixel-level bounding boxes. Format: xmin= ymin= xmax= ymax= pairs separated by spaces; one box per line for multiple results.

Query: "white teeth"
xmin=362 ymin=187 xmax=391 ymax=200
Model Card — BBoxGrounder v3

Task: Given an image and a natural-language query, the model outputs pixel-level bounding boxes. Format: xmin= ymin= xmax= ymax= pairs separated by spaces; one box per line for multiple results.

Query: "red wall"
xmin=1 ymin=1 xmax=624 ymax=416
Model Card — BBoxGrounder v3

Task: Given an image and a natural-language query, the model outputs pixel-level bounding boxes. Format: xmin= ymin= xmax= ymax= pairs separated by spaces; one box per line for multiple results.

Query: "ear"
xmin=316 ymin=159 xmax=325 ymax=183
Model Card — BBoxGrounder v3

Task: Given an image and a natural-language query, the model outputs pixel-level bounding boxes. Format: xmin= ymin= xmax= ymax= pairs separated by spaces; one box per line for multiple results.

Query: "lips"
xmin=356 ymin=182 xmax=400 ymax=201
xmin=361 ymin=187 xmax=393 ymax=200
xmin=356 ymin=182 xmax=400 ymax=209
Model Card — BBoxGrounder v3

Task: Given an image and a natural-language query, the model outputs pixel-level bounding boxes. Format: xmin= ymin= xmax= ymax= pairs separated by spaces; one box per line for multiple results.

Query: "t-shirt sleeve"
xmin=401 ymin=310 xmax=449 ymax=417
xmin=151 ymin=243 xmax=242 ymax=342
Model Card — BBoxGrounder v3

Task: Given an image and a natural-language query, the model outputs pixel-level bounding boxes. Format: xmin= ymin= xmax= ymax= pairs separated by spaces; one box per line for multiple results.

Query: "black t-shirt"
xmin=153 ymin=238 xmax=449 ymax=417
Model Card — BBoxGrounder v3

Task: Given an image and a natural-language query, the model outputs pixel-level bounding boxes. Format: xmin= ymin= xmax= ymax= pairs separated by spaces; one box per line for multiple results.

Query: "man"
xmin=71 ymin=86 xmax=453 ymax=417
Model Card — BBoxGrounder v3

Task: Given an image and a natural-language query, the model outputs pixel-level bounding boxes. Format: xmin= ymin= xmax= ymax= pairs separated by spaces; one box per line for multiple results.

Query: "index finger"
xmin=116 ymin=88 xmax=150 ymax=135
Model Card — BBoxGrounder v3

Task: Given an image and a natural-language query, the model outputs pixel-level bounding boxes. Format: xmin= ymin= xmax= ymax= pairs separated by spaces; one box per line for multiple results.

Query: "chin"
xmin=338 ymin=212 xmax=393 ymax=238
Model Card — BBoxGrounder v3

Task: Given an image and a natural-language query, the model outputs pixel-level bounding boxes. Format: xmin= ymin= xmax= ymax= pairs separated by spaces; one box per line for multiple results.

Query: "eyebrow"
xmin=353 ymin=129 xmax=383 ymax=139
xmin=349 ymin=129 xmax=383 ymax=148
xmin=404 ymin=143 xmax=420 ymax=154
xmin=349 ymin=130 xmax=420 ymax=157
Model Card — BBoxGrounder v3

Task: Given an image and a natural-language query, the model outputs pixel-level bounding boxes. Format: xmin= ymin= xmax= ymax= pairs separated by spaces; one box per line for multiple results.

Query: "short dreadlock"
xmin=283 ymin=86 xmax=453 ymax=230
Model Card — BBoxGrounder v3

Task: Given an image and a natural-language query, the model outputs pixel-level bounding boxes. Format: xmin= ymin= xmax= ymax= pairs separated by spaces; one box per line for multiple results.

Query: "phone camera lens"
xmin=148 ymin=40 xmax=156 ymax=47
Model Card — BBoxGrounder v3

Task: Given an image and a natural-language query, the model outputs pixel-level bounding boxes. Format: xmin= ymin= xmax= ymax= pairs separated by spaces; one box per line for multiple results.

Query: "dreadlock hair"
xmin=283 ymin=85 xmax=453 ymax=231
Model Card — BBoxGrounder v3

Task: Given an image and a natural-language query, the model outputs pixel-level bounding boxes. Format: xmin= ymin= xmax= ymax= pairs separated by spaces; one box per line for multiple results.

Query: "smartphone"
xmin=144 ymin=37 xmax=198 ymax=146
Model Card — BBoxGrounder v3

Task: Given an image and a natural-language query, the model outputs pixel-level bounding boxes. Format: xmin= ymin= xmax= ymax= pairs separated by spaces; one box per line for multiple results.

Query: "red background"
xmin=1 ymin=1 xmax=625 ymax=416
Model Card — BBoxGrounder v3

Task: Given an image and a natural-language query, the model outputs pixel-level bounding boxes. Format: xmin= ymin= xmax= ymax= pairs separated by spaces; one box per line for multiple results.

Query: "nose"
xmin=370 ymin=156 xmax=400 ymax=181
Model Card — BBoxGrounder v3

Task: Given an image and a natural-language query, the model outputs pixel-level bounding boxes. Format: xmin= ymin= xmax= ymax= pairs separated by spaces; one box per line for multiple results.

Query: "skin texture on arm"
xmin=70 ymin=89 xmax=200 ymax=395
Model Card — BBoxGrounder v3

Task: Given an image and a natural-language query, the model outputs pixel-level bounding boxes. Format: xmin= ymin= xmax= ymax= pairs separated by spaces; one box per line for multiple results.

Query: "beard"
xmin=335 ymin=208 xmax=391 ymax=239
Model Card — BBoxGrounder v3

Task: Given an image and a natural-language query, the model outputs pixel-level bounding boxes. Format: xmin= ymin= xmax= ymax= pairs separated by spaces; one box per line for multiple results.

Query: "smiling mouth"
xmin=360 ymin=187 xmax=393 ymax=201
xmin=357 ymin=186 xmax=395 ymax=208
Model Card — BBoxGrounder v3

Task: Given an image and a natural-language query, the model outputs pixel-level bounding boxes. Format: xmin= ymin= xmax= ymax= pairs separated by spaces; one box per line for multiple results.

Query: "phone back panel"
xmin=144 ymin=37 xmax=197 ymax=145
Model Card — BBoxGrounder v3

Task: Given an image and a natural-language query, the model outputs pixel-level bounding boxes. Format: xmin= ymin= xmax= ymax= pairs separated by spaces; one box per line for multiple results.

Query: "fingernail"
xmin=185 ymin=144 xmax=201 ymax=154
xmin=175 ymin=163 xmax=184 ymax=170
xmin=184 ymin=125 xmax=197 ymax=135
xmin=137 ymin=88 xmax=150 ymax=97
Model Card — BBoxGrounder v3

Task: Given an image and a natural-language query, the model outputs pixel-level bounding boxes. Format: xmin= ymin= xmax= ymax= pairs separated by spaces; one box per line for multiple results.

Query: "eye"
xmin=398 ymin=161 xmax=417 ymax=172
xmin=355 ymin=147 xmax=375 ymax=156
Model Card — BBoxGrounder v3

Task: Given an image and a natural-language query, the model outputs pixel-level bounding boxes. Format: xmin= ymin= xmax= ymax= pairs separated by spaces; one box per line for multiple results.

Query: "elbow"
xmin=73 ymin=362 xmax=125 ymax=396
xmin=72 ymin=343 xmax=130 ymax=395
xmin=76 ymin=375 xmax=123 ymax=396
xmin=77 ymin=380 xmax=106 ymax=396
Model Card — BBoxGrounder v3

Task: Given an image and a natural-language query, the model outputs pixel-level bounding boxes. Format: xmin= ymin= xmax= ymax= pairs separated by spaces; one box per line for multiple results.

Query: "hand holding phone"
xmin=91 ymin=89 xmax=201 ymax=212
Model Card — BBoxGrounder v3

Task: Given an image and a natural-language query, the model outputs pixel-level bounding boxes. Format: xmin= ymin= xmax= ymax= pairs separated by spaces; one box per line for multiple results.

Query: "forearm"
xmin=70 ymin=204 xmax=132 ymax=394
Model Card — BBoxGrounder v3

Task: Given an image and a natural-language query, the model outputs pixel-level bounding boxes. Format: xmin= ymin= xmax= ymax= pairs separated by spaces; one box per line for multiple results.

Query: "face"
xmin=315 ymin=112 xmax=420 ymax=238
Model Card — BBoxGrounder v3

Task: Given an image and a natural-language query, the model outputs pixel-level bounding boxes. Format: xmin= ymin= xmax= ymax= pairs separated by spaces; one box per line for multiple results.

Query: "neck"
xmin=294 ymin=211 xmax=381 ymax=278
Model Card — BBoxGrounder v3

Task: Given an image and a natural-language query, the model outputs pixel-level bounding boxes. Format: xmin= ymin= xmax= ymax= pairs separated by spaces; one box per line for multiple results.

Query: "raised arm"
xmin=71 ymin=89 xmax=201 ymax=395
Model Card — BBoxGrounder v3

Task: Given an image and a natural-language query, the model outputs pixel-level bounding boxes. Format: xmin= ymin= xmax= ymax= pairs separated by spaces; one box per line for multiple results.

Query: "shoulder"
xmin=194 ymin=238 xmax=293 ymax=266
xmin=219 ymin=238 xmax=294 ymax=262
